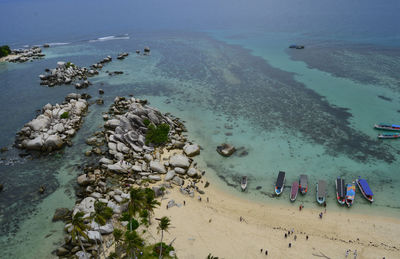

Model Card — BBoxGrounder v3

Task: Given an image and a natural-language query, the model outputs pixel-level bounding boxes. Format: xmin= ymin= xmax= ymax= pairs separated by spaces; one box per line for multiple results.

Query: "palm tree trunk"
xmin=148 ymin=212 xmax=151 ymax=225
xmin=78 ymin=236 xmax=88 ymax=259
xmin=159 ymin=230 xmax=163 ymax=259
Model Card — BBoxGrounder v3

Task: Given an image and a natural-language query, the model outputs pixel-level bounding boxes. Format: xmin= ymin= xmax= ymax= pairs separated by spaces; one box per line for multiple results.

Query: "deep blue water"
xmin=1 ymin=1 xmax=400 ymax=258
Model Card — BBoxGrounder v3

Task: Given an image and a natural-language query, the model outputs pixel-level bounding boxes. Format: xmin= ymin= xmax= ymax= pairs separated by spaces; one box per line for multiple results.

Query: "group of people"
xmin=260 ymin=248 xmax=268 ymax=255
xmin=345 ymin=249 xmax=357 ymax=258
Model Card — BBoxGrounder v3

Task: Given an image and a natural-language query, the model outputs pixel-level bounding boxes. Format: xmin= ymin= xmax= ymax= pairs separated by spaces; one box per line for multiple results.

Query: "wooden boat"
xmin=335 ymin=177 xmax=346 ymax=205
xmin=345 ymin=183 xmax=356 ymax=207
xmin=290 ymin=181 xmax=299 ymax=202
xmin=378 ymin=133 xmax=400 ymax=139
xmin=241 ymin=176 xmax=248 ymax=191
xmin=374 ymin=123 xmax=400 ymax=131
xmin=356 ymin=177 xmax=374 ymax=203
xmin=275 ymin=171 xmax=286 ymax=196
xmin=299 ymin=174 xmax=308 ymax=195
xmin=289 ymin=45 xmax=305 ymax=49
xmin=316 ymin=180 xmax=327 ymax=205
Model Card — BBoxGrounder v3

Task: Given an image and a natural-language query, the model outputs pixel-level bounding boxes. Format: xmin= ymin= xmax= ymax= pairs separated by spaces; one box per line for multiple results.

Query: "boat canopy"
xmin=359 ymin=179 xmax=373 ymax=196
xmin=317 ymin=180 xmax=326 ymax=197
xmin=337 ymin=178 xmax=345 ymax=197
xmin=291 ymin=182 xmax=299 ymax=195
xmin=379 ymin=123 xmax=400 ymax=128
xmin=300 ymin=174 xmax=308 ymax=186
xmin=346 ymin=184 xmax=355 ymax=198
xmin=276 ymin=171 xmax=285 ymax=188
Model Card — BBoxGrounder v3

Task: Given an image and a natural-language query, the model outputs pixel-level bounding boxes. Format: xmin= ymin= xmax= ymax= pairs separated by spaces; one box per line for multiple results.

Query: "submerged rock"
xmin=216 ymin=143 xmax=236 ymax=157
xmin=52 ymin=208 xmax=71 ymax=222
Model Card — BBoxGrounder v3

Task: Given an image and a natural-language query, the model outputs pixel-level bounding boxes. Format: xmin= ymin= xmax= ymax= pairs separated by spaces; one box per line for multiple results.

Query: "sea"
xmin=1 ymin=0 xmax=400 ymax=258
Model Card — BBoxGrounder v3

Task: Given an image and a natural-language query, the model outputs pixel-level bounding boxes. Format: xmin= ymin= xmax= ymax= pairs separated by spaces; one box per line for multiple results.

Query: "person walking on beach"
xmin=294 ymin=235 xmax=297 ymax=241
xmin=306 ymin=235 xmax=309 ymax=240
xmin=354 ymin=249 xmax=357 ymax=259
xmin=260 ymin=248 xmax=263 ymax=253
xmin=319 ymin=212 xmax=323 ymax=219
xmin=288 ymin=243 xmax=291 ymax=248
xmin=265 ymin=250 xmax=268 ymax=255
xmin=207 ymin=197 xmax=209 ymax=202
xmin=183 ymin=200 xmax=186 ymax=206
xmin=285 ymin=233 xmax=287 ymax=238
xmin=345 ymin=249 xmax=349 ymax=258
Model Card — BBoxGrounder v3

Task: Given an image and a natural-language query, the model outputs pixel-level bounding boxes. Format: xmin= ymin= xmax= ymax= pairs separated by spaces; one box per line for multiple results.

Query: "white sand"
xmin=146 ymin=176 xmax=400 ymax=259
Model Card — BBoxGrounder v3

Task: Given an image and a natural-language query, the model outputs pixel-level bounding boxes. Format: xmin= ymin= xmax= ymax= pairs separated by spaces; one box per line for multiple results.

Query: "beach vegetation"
xmin=126 ymin=218 xmax=139 ymax=231
xmin=145 ymin=123 xmax=170 ymax=146
xmin=139 ymin=209 xmax=149 ymax=227
xmin=60 ymin=111 xmax=69 ymax=119
xmin=65 ymin=62 xmax=75 ymax=68
xmin=207 ymin=254 xmax=219 ymax=259
xmin=153 ymin=242 xmax=174 ymax=257
xmin=157 ymin=216 xmax=171 ymax=259
xmin=0 ymin=45 xmax=11 ymax=58
xmin=92 ymin=201 xmax=113 ymax=225
xmin=124 ymin=230 xmax=144 ymax=259
xmin=69 ymin=212 xmax=89 ymax=258
xmin=143 ymin=188 xmax=160 ymax=225
xmin=143 ymin=118 xmax=151 ymax=126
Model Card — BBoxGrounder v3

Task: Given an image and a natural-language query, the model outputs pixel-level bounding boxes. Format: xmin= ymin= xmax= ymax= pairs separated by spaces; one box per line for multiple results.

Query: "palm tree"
xmin=91 ymin=201 xmax=113 ymax=257
xmin=69 ymin=212 xmax=89 ymax=259
xmin=143 ymin=188 xmax=160 ymax=225
xmin=92 ymin=201 xmax=113 ymax=226
xmin=124 ymin=230 xmax=144 ymax=259
xmin=157 ymin=216 xmax=171 ymax=259
xmin=128 ymin=187 xmax=145 ymax=231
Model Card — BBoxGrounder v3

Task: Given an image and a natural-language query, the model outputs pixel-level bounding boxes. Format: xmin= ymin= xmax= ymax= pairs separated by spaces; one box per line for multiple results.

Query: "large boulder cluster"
xmin=56 ymin=95 xmax=205 ymax=258
xmin=4 ymin=46 xmax=45 ymax=63
xmin=15 ymin=93 xmax=88 ymax=152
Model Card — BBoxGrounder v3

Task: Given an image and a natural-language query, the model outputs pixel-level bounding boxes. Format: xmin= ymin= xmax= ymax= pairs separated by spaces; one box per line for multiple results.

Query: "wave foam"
xmin=89 ymin=34 xmax=130 ymax=43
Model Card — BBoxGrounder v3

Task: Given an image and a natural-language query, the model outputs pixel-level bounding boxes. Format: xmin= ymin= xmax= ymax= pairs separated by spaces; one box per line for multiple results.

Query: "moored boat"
xmin=356 ymin=177 xmax=374 ymax=203
xmin=378 ymin=133 xmax=400 ymax=139
xmin=290 ymin=181 xmax=299 ymax=202
xmin=241 ymin=176 xmax=248 ymax=191
xmin=316 ymin=180 xmax=326 ymax=205
xmin=374 ymin=123 xmax=400 ymax=131
xmin=289 ymin=45 xmax=305 ymax=49
xmin=335 ymin=177 xmax=346 ymax=205
xmin=345 ymin=183 xmax=356 ymax=207
xmin=299 ymin=174 xmax=308 ymax=195
xmin=275 ymin=171 xmax=286 ymax=196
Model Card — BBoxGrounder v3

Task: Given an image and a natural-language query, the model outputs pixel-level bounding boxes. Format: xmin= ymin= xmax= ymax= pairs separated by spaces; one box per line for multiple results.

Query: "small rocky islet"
xmin=15 ymin=93 xmax=89 ymax=153
xmin=52 ymin=95 xmax=206 ymax=258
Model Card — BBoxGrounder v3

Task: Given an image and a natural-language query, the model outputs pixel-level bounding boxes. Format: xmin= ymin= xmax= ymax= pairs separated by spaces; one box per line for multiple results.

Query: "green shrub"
xmin=126 ymin=218 xmax=139 ymax=231
xmin=153 ymin=242 xmax=174 ymax=256
xmin=65 ymin=62 xmax=75 ymax=68
xmin=143 ymin=118 xmax=150 ymax=126
xmin=145 ymin=123 xmax=170 ymax=145
xmin=60 ymin=111 xmax=69 ymax=119
xmin=0 ymin=45 xmax=11 ymax=58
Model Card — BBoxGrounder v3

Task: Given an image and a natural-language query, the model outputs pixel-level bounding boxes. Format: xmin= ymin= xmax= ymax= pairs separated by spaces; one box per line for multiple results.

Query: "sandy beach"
xmin=144 ymin=173 xmax=400 ymax=259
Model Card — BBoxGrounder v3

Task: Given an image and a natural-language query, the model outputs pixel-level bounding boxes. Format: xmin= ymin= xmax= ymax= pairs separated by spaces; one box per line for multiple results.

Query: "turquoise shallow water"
xmin=1 ymin=30 xmax=400 ymax=258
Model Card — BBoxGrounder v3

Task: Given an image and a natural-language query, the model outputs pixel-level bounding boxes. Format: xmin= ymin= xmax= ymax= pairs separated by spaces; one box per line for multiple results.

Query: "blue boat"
xmin=275 ymin=171 xmax=286 ymax=196
xmin=356 ymin=177 xmax=374 ymax=203
xmin=289 ymin=44 xmax=304 ymax=49
xmin=374 ymin=123 xmax=400 ymax=131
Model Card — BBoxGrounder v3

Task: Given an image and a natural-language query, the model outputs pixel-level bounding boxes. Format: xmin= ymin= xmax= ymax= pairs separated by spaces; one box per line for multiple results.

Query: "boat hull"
xmin=374 ymin=124 xmax=400 ymax=131
xmin=356 ymin=179 xmax=374 ymax=203
xmin=275 ymin=187 xmax=283 ymax=196
xmin=345 ymin=183 xmax=356 ymax=208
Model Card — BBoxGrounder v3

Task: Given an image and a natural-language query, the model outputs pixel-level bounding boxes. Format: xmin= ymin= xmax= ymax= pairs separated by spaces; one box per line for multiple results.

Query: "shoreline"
xmin=148 ymin=172 xmax=400 ymax=259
